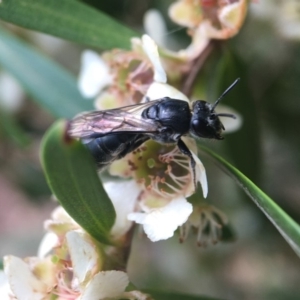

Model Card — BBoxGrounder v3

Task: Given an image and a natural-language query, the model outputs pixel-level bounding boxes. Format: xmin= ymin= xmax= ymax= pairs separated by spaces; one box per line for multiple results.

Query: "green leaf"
xmin=199 ymin=145 xmax=300 ymax=258
xmin=0 ymin=27 xmax=92 ymax=118
xmin=0 ymin=0 xmax=137 ymax=49
xmin=144 ymin=290 xmax=224 ymax=300
xmin=41 ymin=120 xmax=116 ymax=244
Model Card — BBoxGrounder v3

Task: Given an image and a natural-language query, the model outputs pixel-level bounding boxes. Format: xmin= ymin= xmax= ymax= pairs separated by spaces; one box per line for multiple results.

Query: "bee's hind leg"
xmin=177 ymin=139 xmax=197 ymax=191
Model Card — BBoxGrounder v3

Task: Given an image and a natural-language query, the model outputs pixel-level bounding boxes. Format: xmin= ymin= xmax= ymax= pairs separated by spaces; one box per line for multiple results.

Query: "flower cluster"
xmin=0 ymin=207 xmax=151 ymax=300
xmin=1 ymin=1 xmax=250 ymax=298
xmin=80 ymin=34 xmax=210 ymax=243
xmin=145 ymin=0 xmax=248 ymax=61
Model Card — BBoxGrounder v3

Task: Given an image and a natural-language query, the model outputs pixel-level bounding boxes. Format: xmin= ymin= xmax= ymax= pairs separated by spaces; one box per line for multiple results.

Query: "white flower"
xmin=103 ymin=178 xmax=197 ymax=242
xmin=77 ymin=34 xmax=208 ymax=243
xmin=169 ymin=0 xmax=248 ymax=39
xmin=80 ymin=271 xmax=129 ymax=300
xmin=0 ymin=271 xmax=11 ymax=300
xmin=2 ymin=222 xmax=150 ymax=300
xmin=37 ymin=231 xmax=58 ymax=258
xmin=167 ymin=0 xmax=248 ymax=60
xmin=0 ymin=72 xmax=24 ymax=113
xmin=143 ymin=9 xmax=169 ymax=49
xmin=80 ymin=270 xmax=152 ymax=300
xmin=103 ymin=180 xmax=140 ymax=239
xmin=78 ymin=50 xmax=112 ymax=98
xmin=146 ymin=81 xmax=189 ymax=102
xmin=66 ymin=231 xmax=102 ymax=285
xmin=141 ymin=34 xmax=167 ymax=83
xmin=3 ymin=255 xmax=54 ymax=300
xmin=128 ymin=197 xmax=193 ymax=242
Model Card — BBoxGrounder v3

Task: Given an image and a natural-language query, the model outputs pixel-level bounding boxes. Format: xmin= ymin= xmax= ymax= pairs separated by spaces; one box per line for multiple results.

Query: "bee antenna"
xmin=210 ymin=78 xmax=240 ymax=112
xmin=215 ymin=113 xmax=236 ymax=119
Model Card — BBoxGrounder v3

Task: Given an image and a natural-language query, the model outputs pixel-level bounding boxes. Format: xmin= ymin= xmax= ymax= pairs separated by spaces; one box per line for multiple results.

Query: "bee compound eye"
xmin=191 ymin=118 xmax=211 ymax=138
xmin=192 ymin=119 xmax=200 ymax=131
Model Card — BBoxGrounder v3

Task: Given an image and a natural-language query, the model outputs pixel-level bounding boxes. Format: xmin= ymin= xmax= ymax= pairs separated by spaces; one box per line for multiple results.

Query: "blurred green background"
xmin=0 ymin=1 xmax=300 ymax=299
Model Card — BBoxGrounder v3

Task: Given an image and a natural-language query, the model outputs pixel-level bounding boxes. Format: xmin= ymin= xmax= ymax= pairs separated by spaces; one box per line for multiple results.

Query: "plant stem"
xmin=182 ymin=41 xmax=215 ymax=97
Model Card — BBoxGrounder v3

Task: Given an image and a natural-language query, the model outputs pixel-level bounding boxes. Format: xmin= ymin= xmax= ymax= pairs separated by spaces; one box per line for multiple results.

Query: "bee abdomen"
xmin=84 ymin=134 xmax=148 ymax=170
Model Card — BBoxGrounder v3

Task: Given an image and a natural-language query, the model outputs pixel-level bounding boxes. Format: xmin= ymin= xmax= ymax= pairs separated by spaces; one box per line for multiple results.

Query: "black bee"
xmin=69 ymin=79 xmax=239 ymax=187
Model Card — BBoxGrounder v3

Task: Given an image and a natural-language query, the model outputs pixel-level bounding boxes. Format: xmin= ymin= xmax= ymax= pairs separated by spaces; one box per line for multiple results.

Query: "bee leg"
xmin=177 ymin=139 xmax=197 ymax=191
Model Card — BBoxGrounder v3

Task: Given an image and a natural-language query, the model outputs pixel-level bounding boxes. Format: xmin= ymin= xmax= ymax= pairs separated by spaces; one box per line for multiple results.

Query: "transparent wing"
xmin=69 ymin=100 xmax=160 ymax=139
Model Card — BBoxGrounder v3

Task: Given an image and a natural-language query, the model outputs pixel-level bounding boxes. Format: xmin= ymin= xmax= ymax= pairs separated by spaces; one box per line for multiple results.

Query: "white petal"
xmin=218 ymin=0 xmax=247 ymax=36
xmin=128 ymin=198 xmax=193 ymax=242
xmin=146 ymin=82 xmax=189 ymax=102
xmin=177 ymin=23 xmax=210 ymax=60
xmin=191 ymin=151 xmax=208 ymax=198
xmin=80 ymin=271 xmax=129 ymax=300
xmin=144 ymin=9 xmax=168 ymax=48
xmin=181 ymin=137 xmax=208 ymax=198
xmin=66 ymin=231 xmax=100 ymax=285
xmin=217 ymin=104 xmax=243 ymax=133
xmin=50 ymin=205 xmax=75 ymax=223
xmin=104 ymin=180 xmax=141 ymax=239
xmin=0 ymin=271 xmax=11 ymax=300
xmin=4 ymin=256 xmax=48 ymax=300
xmin=78 ymin=50 xmax=112 ymax=98
xmin=44 ymin=206 xmax=79 ymax=235
xmin=168 ymin=0 xmax=199 ymax=28
xmin=141 ymin=35 xmax=167 ymax=83
xmin=37 ymin=232 xmax=58 ymax=258
xmin=0 ymin=72 xmax=24 ymax=113
xmin=219 ymin=1 xmax=243 ymax=29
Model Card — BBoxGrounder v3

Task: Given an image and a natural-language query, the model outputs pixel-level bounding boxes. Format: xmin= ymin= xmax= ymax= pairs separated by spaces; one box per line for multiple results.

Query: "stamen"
xmin=179 ymin=222 xmax=191 ymax=243
xmin=181 ymin=205 xmax=229 ymax=246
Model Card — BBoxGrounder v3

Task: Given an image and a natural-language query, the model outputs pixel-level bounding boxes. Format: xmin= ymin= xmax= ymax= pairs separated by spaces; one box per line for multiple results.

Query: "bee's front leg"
xmin=177 ymin=139 xmax=197 ymax=191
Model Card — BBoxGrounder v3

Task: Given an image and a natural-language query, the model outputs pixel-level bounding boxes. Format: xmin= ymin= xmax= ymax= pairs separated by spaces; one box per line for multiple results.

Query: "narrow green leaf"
xmin=41 ymin=120 xmax=116 ymax=244
xmin=144 ymin=290 xmax=224 ymax=300
xmin=0 ymin=27 xmax=92 ymax=118
xmin=0 ymin=0 xmax=137 ymax=49
xmin=199 ymin=145 xmax=300 ymax=258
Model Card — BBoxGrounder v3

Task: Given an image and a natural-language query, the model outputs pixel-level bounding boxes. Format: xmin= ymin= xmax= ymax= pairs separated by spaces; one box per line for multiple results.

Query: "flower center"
xmin=128 ymin=140 xmax=193 ymax=198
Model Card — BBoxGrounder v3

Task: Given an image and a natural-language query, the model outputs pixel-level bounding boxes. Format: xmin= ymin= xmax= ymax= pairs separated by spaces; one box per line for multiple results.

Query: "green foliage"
xmin=0 ymin=0 xmax=137 ymax=49
xmin=41 ymin=120 xmax=116 ymax=244
xmin=0 ymin=27 xmax=92 ymax=119
xmin=199 ymin=145 xmax=300 ymax=258
xmin=1 ymin=1 xmax=300 ymax=298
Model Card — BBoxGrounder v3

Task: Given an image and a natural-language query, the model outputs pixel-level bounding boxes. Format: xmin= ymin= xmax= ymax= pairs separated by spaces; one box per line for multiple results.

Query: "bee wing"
xmin=69 ymin=100 xmax=160 ymax=139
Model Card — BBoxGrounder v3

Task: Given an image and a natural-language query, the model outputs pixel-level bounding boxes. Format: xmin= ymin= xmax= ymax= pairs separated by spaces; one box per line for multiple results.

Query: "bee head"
xmin=189 ymin=78 xmax=240 ymax=140
xmin=190 ymin=100 xmax=225 ymax=140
